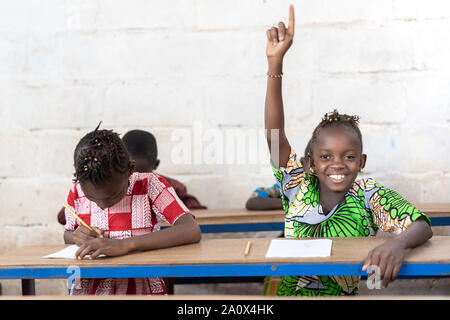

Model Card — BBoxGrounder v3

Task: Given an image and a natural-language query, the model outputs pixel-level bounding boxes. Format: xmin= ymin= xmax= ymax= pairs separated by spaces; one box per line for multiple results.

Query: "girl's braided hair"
xmin=73 ymin=122 xmax=130 ymax=185
xmin=308 ymin=109 xmax=363 ymax=156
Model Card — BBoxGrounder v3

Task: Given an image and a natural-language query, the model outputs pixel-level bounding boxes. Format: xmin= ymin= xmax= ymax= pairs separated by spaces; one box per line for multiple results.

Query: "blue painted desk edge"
xmin=1 ymin=262 xmax=448 ymax=280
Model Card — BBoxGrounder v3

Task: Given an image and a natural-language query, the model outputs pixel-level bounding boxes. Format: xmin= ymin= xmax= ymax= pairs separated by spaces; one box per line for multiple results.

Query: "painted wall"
xmin=0 ymin=0 xmax=449 ymax=294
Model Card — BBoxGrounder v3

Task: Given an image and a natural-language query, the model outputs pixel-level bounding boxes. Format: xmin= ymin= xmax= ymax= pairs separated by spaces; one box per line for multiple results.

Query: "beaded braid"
xmin=73 ymin=123 xmax=130 ymax=186
xmin=308 ymin=109 xmax=363 ymax=157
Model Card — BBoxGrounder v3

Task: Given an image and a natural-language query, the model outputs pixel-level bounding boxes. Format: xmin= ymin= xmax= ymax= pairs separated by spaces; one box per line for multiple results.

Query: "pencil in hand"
xmin=63 ymin=202 xmax=94 ymax=232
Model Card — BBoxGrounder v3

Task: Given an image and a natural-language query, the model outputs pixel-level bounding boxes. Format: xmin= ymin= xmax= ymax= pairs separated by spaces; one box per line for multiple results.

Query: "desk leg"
xmin=164 ymin=277 xmax=174 ymax=295
xmin=21 ymin=279 xmax=35 ymax=296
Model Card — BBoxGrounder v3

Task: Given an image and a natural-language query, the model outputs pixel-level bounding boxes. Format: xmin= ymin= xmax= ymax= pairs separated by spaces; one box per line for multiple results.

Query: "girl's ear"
xmin=360 ymin=154 xmax=367 ymax=170
xmin=308 ymin=155 xmax=315 ymax=173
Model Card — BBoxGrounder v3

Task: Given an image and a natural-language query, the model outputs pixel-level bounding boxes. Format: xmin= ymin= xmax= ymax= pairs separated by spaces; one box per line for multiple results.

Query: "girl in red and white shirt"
xmin=63 ymin=124 xmax=201 ymax=295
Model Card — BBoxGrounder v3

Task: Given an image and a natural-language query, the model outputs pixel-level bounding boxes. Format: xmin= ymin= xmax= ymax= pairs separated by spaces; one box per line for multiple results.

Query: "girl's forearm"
xmin=265 ymin=59 xmax=284 ymax=132
xmin=264 ymin=5 xmax=295 ymax=168
xmin=395 ymin=220 xmax=433 ymax=249
xmin=265 ymin=59 xmax=290 ymax=167
xmin=125 ymin=214 xmax=201 ymax=253
xmin=245 ymin=197 xmax=283 ymax=211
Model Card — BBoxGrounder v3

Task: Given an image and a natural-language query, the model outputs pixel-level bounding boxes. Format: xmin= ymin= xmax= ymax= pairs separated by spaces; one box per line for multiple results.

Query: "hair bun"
xmin=322 ymin=109 xmax=360 ymax=124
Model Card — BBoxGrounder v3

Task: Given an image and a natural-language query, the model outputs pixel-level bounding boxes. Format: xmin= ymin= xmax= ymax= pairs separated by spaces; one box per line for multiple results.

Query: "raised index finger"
xmin=287 ymin=4 xmax=295 ymax=35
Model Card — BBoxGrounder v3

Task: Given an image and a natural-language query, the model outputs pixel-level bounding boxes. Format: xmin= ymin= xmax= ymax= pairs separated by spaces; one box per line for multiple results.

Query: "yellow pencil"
xmin=244 ymin=241 xmax=251 ymax=256
xmin=63 ymin=203 xmax=94 ymax=232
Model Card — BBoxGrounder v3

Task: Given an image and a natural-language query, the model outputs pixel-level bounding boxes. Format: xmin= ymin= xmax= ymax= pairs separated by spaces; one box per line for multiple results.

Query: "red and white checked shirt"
xmin=64 ymin=172 xmax=191 ymax=295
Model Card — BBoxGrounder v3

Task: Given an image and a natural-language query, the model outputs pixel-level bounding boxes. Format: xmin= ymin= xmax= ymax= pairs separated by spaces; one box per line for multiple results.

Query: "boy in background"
xmin=122 ymin=129 xmax=207 ymax=211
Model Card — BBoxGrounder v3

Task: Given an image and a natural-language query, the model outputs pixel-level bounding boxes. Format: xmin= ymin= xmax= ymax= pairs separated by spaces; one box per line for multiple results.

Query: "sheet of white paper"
xmin=43 ymin=245 xmax=105 ymax=259
xmin=265 ymin=239 xmax=332 ymax=258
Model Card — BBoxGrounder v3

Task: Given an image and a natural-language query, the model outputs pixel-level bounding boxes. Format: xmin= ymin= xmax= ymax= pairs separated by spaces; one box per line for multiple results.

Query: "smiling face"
xmin=310 ymin=126 xmax=366 ymax=194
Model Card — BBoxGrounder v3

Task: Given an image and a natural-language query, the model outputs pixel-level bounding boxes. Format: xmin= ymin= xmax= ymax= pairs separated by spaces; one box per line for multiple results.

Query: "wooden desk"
xmin=414 ymin=203 xmax=450 ymax=224
xmin=174 ymin=203 xmax=450 ymax=233
xmin=0 ymin=237 xmax=449 ymax=295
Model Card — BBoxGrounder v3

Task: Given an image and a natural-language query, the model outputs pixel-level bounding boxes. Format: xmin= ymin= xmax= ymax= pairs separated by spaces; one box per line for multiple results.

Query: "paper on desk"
xmin=43 ymin=245 xmax=106 ymax=259
xmin=265 ymin=239 xmax=332 ymax=258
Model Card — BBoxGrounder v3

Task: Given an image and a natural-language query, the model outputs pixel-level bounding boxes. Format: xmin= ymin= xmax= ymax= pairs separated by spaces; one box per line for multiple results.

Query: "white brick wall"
xmin=0 ymin=0 xmax=449 ymax=261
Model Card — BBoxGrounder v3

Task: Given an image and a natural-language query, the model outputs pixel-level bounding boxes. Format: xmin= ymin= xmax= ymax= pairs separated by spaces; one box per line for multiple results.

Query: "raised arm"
xmin=265 ymin=4 xmax=295 ymax=168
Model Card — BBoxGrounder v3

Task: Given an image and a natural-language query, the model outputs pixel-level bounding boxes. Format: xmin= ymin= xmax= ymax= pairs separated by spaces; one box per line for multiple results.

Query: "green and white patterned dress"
xmin=271 ymin=149 xmax=430 ymax=296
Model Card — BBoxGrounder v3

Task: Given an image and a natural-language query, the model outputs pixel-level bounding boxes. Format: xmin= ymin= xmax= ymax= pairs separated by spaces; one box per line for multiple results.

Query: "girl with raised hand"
xmin=264 ymin=4 xmax=432 ymax=296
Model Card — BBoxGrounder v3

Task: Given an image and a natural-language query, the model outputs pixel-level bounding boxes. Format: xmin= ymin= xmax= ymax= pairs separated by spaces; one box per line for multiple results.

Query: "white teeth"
xmin=329 ymin=175 xmax=345 ymax=180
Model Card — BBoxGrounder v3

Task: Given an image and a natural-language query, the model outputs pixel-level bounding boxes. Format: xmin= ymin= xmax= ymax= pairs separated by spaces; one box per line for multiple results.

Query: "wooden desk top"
xmin=0 ymin=237 xmax=449 ymax=268
xmin=414 ymin=203 xmax=450 ymax=216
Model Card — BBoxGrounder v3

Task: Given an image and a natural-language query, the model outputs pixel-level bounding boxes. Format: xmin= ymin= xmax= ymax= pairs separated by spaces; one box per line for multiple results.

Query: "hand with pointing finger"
xmin=266 ymin=4 xmax=295 ymax=62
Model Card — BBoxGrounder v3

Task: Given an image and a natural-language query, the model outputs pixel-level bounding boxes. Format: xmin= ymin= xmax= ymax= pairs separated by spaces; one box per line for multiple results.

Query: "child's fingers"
xmin=92 ymin=227 xmax=104 ymax=238
xmin=266 ymin=29 xmax=273 ymax=42
xmin=391 ymin=263 xmax=401 ymax=282
xmin=373 ymin=253 xmax=388 ymax=277
xmin=77 ymin=225 xmax=92 ymax=236
xmin=278 ymin=22 xmax=287 ymax=41
xmin=287 ymin=4 xmax=295 ymax=36
xmin=362 ymin=250 xmax=372 ymax=271
xmin=382 ymin=261 xmax=394 ymax=288
xmin=73 ymin=227 xmax=92 ymax=244
xmin=362 ymin=259 xmax=370 ymax=271
xmin=89 ymin=229 xmax=100 ymax=238
xmin=269 ymin=27 xmax=279 ymax=45
xmin=79 ymin=245 xmax=94 ymax=260
xmin=364 ymin=250 xmax=382 ymax=274
xmin=75 ymin=242 xmax=95 ymax=260
xmin=75 ymin=244 xmax=86 ymax=259
xmin=90 ymin=249 xmax=103 ymax=260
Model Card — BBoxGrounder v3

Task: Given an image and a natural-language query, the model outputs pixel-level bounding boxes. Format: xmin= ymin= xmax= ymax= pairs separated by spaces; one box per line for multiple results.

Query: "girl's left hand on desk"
xmin=75 ymin=238 xmax=130 ymax=260
xmin=362 ymin=238 xmax=405 ymax=288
